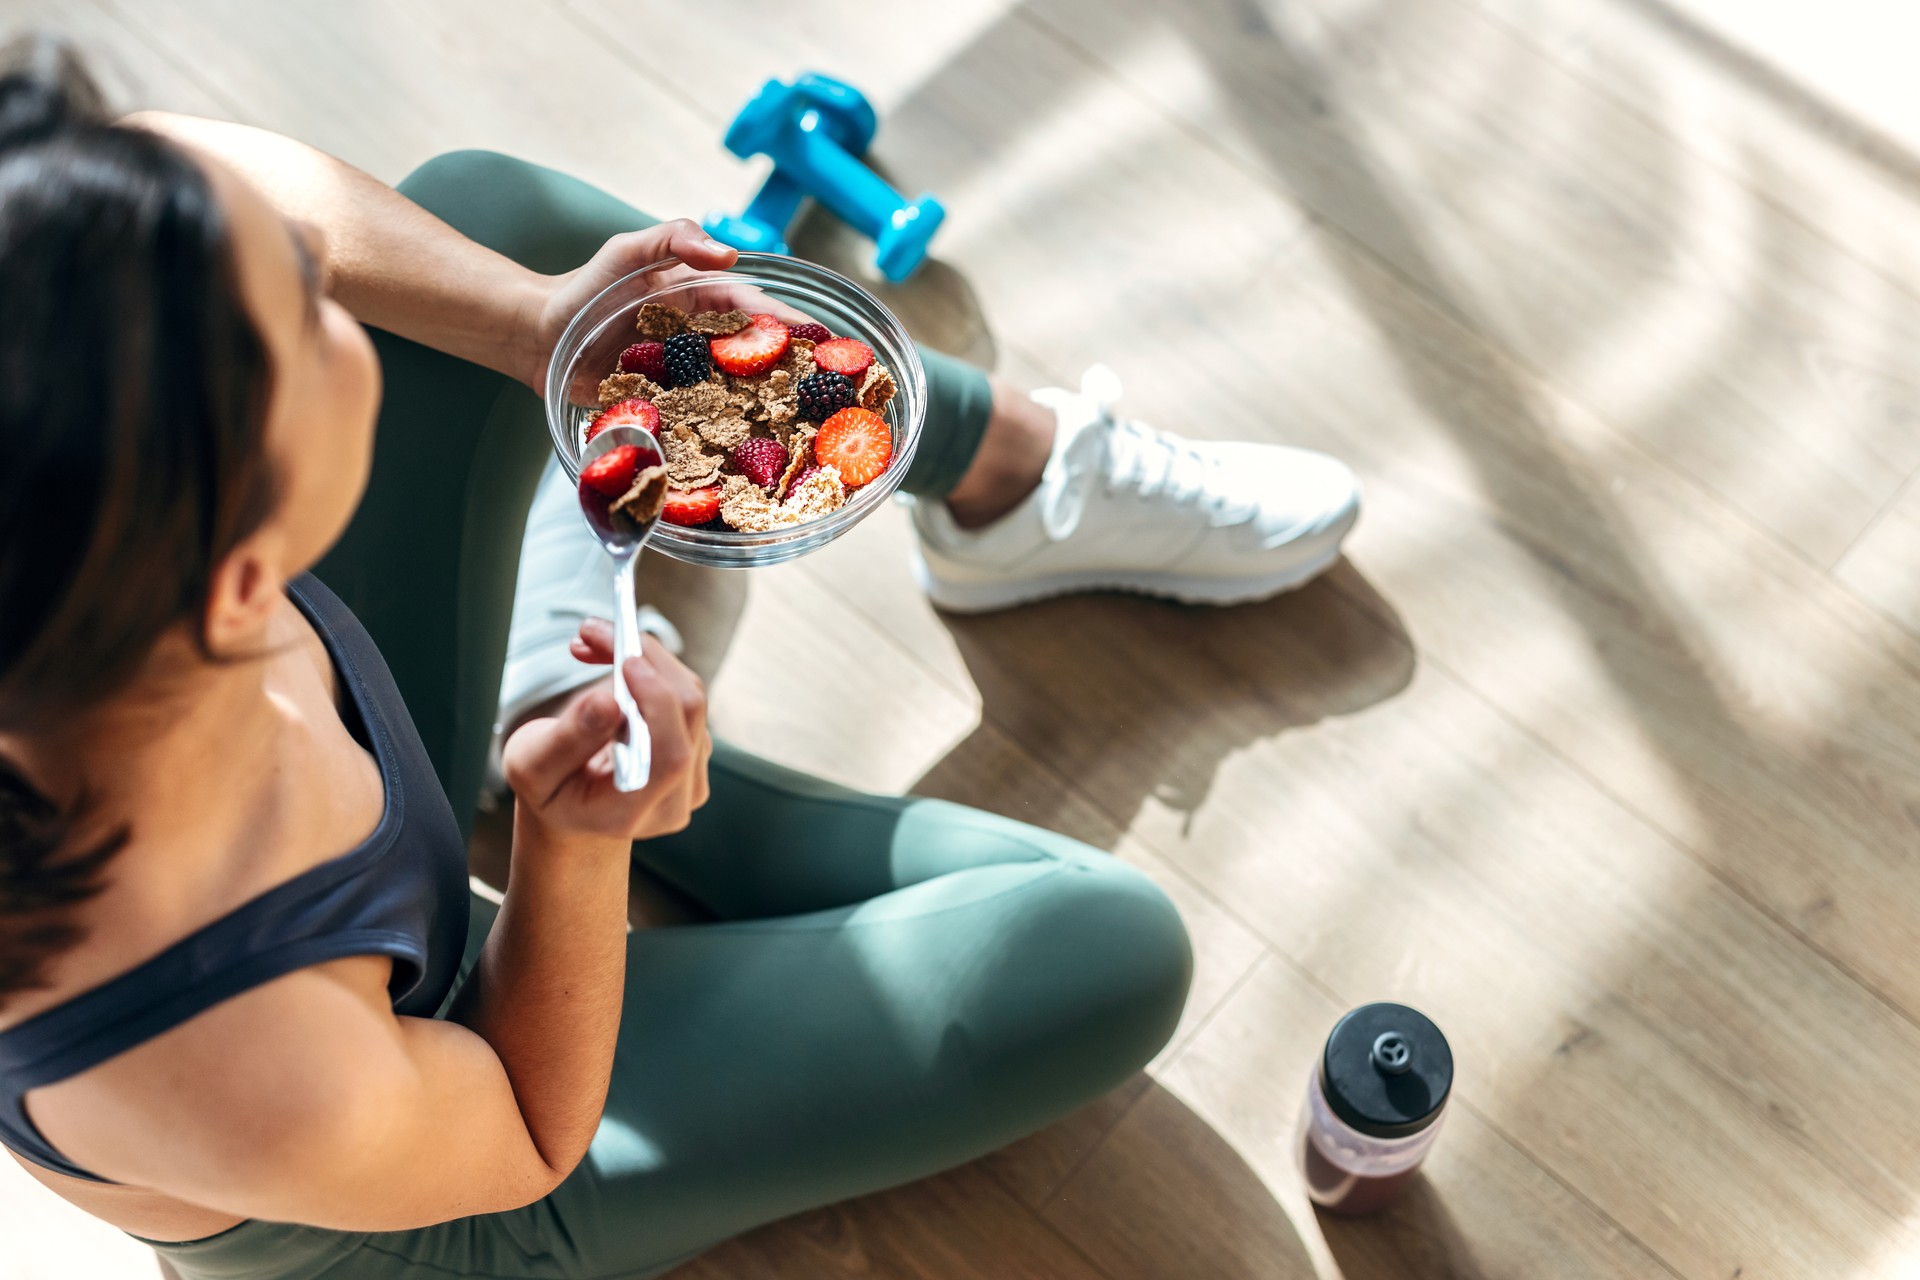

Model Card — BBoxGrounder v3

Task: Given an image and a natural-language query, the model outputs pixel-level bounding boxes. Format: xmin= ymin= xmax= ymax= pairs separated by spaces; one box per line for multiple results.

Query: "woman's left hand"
xmin=523 ymin=219 xmax=737 ymax=386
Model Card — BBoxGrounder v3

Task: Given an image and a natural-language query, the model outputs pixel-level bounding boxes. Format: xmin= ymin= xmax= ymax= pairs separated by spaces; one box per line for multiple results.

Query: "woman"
xmin=0 ymin=34 xmax=1281 ymax=1279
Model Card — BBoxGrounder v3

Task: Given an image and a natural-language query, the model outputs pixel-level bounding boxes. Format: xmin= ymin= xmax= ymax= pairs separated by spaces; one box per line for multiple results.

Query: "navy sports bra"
xmin=0 ymin=574 xmax=471 ymax=1183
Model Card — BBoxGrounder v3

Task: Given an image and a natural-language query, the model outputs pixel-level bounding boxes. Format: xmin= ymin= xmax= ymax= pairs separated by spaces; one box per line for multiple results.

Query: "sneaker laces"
xmin=1075 ymin=370 xmax=1257 ymax=523
xmin=1100 ymin=415 xmax=1218 ymax=507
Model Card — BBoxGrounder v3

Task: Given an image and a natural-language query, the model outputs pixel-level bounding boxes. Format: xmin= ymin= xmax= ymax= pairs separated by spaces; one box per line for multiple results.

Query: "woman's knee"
xmin=395 ymin=149 xmax=529 ymax=216
xmin=974 ymin=859 xmax=1193 ymax=1094
xmin=1063 ymin=862 xmax=1193 ymax=1035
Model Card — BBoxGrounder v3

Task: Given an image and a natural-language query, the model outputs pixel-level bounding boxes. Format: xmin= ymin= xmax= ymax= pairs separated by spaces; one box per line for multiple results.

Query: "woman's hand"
xmin=501 ymin=629 xmax=711 ymax=842
xmin=523 ymin=220 xmax=738 ymax=387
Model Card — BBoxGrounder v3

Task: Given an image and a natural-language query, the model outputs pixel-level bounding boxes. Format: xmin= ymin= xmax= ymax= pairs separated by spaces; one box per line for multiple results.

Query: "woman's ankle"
xmin=940 ymin=379 xmax=1056 ymax=529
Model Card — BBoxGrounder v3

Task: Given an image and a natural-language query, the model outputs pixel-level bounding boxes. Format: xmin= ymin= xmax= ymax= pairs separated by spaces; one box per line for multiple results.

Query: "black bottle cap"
xmin=1320 ymin=1002 xmax=1452 ymax=1139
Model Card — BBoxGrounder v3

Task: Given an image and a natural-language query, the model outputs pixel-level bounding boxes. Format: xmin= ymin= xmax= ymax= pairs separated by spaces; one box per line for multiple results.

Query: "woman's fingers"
xmin=529 ymin=625 xmax=708 ymax=833
xmin=571 ymin=617 xmax=615 ymax=664
xmin=639 ymin=634 xmax=707 ymax=740
xmin=500 ymin=684 xmax=622 ymax=807
xmin=659 ymin=219 xmax=739 ymax=271
xmin=575 ymin=625 xmax=704 ymax=735
xmin=625 ymin=654 xmax=692 ymax=775
xmin=627 ymin=636 xmax=708 ymax=821
xmin=602 ymin=220 xmax=736 ymax=275
xmin=622 ymin=655 xmax=696 ymax=829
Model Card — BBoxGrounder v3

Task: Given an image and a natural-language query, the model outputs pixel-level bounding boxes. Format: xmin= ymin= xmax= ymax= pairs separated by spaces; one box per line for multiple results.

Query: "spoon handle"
xmin=610 ymin=552 xmax=652 ymax=792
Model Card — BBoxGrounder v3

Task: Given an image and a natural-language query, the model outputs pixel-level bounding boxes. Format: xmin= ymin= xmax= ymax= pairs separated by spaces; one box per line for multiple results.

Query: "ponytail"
xmin=0 ymin=757 xmax=125 ymax=1002
xmin=0 ymin=34 xmax=103 ymax=149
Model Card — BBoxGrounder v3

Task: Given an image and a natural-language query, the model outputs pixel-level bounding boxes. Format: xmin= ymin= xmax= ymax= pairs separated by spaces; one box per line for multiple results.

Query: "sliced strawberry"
xmin=586 ymin=397 xmax=661 ymax=443
xmin=814 ymin=407 xmax=894 ymax=487
xmin=709 ymin=313 xmax=790 ymax=376
xmin=580 ymin=444 xmax=643 ymax=498
xmin=661 ymin=484 xmax=722 ymax=526
xmin=811 ymin=337 xmax=873 ymax=379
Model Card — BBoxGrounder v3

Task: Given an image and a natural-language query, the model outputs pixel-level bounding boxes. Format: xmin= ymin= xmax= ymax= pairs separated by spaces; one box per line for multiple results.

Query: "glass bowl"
xmin=543 ymin=252 xmax=926 ymax=568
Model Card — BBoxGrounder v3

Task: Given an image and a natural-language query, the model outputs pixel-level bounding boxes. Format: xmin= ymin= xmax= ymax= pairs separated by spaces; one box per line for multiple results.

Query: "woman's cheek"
xmin=330 ymin=305 xmax=381 ymax=426
xmin=319 ymin=308 xmax=381 ymax=530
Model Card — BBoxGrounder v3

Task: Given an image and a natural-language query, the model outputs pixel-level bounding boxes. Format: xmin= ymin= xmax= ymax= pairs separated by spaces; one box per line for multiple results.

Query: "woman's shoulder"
xmin=0 ymin=592 xmax=385 ymax=1032
xmin=21 ymin=951 xmax=400 ymax=1184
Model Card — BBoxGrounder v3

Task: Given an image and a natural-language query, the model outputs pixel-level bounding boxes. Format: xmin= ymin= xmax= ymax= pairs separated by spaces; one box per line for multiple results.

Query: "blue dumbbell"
xmin=703 ymin=74 xmax=945 ymax=283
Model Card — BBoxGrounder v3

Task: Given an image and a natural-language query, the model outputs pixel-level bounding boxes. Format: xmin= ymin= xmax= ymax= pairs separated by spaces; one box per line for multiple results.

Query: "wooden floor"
xmin=7 ymin=1 xmax=1920 ymax=1276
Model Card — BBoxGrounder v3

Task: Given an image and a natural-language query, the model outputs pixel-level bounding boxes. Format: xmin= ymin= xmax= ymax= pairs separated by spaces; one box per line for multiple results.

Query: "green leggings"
xmin=150 ymin=154 xmax=1190 ymax=1279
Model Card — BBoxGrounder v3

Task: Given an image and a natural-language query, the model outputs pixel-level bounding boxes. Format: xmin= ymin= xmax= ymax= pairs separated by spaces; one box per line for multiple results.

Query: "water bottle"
xmin=1299 ymin=1002 xmax=1453 ymax=1215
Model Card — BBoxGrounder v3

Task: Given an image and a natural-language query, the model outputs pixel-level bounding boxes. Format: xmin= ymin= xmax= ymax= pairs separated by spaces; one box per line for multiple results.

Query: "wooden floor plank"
xmin=1836 ymin=474 xmax=1920 ymax=639
xmin=556 ymin=0 xmax=1026 ymax=124
xmin=0 ymin=0 xmax=234 ymax=116
xmin=1042 ymin=1081 xmax=1328 ymax=1280
xmin=561 ymin=0 xmax=1317 ymax=339
xmin=667 ymin=1162 xmax=1113 ymax=1280
xmin=702 ymin=546 xmax=984 ymax=797
xmin=1189 ymin=226 xmax=1920 ymax=1020
xmin=815 ymin=540 xmax=1917 ymax=1274
xmin=99 ymin=0 xmax=738 ymax=207
xmin=797 ymin=222 xmax=1920 ymax=1270
xmin=1117 ymin=960 xmax=1682 ymax=1280
xmin=1457 ymin=0 xmax=1920 ymax=320
xmin=1020 ymin=0 xmax=1920 ymax=567
xmin=904 ymin=159 xmax=1920 ymax=1031
xmin=1565 ymin=0 xmax=1920 ymax=172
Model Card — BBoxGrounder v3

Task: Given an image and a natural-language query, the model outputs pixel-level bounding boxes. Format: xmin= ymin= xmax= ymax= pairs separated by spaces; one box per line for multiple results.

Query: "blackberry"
xmin=663 ymin=332 xmax=711 ymax=386
xmin=796 ymin=370 xmax=857 ymax=422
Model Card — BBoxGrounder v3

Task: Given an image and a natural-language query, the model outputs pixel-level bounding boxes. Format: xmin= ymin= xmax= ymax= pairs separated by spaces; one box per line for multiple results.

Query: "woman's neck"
xmin=3 ymin=599 xmax=330 ymax=920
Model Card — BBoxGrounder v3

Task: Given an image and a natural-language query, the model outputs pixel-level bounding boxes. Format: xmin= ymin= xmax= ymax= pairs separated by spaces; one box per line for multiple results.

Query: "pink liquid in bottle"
xmin=1298 ymin=1002 xmax=1452 ymax=1216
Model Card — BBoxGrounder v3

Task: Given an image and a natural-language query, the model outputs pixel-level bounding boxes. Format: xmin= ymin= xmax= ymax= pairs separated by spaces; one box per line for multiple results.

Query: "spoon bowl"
xmin=575 ymin=422 xmax=667 ymax=793
xmin=578 ymin=424 xmax=667 ymax=551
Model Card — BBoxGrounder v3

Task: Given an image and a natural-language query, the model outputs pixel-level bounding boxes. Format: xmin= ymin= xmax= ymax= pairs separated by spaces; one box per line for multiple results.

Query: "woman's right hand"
xmin=500 ymin=631 xmax=711 ymax=842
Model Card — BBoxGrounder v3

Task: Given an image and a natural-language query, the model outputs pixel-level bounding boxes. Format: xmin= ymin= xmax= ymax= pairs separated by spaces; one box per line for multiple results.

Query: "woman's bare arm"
xmin=29 ymin=647 xmax=709 ymax=1229
xmin=125 ymin=112 xmax=735 ymax=388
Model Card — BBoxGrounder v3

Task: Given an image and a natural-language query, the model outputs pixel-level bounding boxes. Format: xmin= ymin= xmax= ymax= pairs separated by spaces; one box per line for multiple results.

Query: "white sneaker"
xmin=909 ymin=366 xmax=1361 ymax=612
xmin=482 ymin=454 xmax=683 ymax=799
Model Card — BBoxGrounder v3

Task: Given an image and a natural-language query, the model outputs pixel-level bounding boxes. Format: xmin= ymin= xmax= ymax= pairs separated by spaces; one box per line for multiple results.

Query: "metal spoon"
xmin=576 ymin=423 xmax=668 ymax=792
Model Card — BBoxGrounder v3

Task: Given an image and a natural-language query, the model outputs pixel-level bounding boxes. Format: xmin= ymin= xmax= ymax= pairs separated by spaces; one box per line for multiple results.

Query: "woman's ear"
xmin=201 ymin=531 xmax=287 ymax=655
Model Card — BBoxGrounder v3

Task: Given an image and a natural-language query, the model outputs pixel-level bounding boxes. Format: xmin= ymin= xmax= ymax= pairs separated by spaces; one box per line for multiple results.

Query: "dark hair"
xmin=0 ymin=36 xmax=277 ymax=1005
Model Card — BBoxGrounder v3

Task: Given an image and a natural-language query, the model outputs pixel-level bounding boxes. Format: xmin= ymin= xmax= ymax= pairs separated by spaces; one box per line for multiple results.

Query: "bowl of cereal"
xmin=544 ymin=252 xmax=926 ymax=569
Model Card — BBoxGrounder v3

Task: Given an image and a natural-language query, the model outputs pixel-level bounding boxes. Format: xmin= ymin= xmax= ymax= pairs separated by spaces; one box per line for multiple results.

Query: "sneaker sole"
xmin=911 ymin=542 xmax=1348 ymax=614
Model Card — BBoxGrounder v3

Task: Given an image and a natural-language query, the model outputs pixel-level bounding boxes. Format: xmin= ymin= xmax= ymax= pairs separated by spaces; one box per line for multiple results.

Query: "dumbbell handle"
xmin=770 ymin=111 xmax=908 ymax=242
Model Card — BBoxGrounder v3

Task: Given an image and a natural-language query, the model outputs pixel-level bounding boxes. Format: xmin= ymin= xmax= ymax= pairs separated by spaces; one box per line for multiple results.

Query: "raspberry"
xmin=789 ymin=322 xmax=832 ymax=345
xmin=619 ymin=341 xmax=668 ymax=381
xmin=663 ymin=332 xmax=711 ymax=386
xmin=796 ymin=370 xmax=857 ymax=422
xmin=784 ymin=464 xmax=822 ymax=495
xmin=730 ymin=436 xmax=790 ymax=488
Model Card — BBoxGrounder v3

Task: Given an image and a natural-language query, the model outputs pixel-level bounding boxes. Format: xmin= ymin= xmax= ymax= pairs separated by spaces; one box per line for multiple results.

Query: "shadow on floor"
xmin=787 ymin=194 xmax=998 ymax=371
xmin=1613 ymin=0 xmax=1920 ymax=195
xmin=672 ymin=1078 xmax=1326 ymax=1280
xmin=1319 ymin=1179 xmax=1484 ymax=1279
xmin=923 ymin=562 xmax=1415 ymax=842
xmin=671 ymin=1074 xmax=1481 ymax=1280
